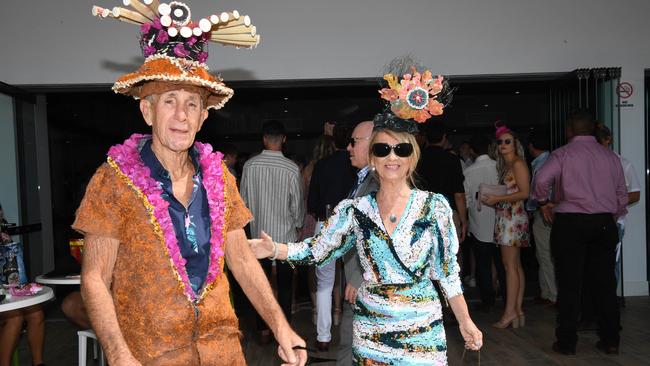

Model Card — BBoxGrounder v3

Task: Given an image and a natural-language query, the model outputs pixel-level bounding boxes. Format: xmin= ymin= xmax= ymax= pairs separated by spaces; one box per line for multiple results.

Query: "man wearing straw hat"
xmin=74 ymin=2 xmax=306 ymax=365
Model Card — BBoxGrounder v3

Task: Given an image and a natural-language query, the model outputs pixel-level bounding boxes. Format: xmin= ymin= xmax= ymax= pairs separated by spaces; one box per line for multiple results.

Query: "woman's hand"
xmin=248 ymin=230 xmax=275 ymax=259
xmin=481 ymin=194 xmax=500 ymax=206
xmin=459 ymin=320 xmax=483 ymax=351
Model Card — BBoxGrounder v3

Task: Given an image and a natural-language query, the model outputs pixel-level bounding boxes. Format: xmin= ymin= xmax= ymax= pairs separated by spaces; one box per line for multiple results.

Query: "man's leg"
xmin=589 ymin=215 xmax=620 ymax=348
xmin=472 ymin=235 xmax=496 ymax=308
xmin=336 ymin=302 xmax=354 ymax=365
xmin=315 ymin=260 xmax=336 ymax=343
xmin=552 ymin=214 xmax=586 ymax=351
xmin=492 ymin=243 xmax=507 ymax=301
xmin=256 ymin=259 xmax=273 ymax=332
xmin=533 ymin=211 xmax=556 ymax=302
xmin=276 ymin=260 xmax=294 ymax=324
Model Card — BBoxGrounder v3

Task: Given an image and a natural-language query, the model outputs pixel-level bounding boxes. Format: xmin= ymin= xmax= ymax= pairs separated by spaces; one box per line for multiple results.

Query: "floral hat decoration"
xmin=92 ymin=1 xmax=260 ymax=110
xmin=374 ymin=57 xmax=453 ymax=134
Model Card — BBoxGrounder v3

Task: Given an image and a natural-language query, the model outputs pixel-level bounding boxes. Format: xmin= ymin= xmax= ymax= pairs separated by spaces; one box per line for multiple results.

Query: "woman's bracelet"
xmin=269 ymin=241 xmax=279 ymax=261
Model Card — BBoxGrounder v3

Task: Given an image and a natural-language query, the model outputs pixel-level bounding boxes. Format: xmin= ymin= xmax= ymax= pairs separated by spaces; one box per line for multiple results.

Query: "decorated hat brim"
xmin=112 ymin=55 xmax=233 ymax=110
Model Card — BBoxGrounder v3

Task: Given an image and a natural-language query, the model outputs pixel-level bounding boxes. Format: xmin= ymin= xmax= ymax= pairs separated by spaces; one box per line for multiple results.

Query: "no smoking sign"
xmin=616 ymin=82 xmax=633 ymax=99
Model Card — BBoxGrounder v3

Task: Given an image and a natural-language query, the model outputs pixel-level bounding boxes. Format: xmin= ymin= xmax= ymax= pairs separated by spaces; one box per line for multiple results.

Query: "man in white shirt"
xmin=240 ymin=120 xmax=305 ymax=343
xmin=594 ymin=125 xmax=641 ymax=289
xmin=463 ymin=134 xmax=504 ymax=310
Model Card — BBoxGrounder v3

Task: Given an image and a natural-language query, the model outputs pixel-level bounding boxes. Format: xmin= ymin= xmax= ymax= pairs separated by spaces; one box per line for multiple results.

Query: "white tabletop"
xmin=35 ymin=274 xmax=81 ymax=285
xmin=0 ymin=286 xmax=55 ymax=312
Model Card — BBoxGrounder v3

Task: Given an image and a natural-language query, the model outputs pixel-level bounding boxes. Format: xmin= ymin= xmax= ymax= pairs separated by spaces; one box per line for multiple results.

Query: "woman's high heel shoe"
xmin=492 ymin=315 xmax=520 ymax=329
xmin=518 ymin=314 xmax=526 ymax=327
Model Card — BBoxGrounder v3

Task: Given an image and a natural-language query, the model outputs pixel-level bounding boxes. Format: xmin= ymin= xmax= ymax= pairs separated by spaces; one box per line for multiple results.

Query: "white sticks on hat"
xmin=111 ymin=6 xmax=149 ymax=24
xmin=122 ymin=0 xmax=156 ymax=21
xmin=92 ymin=1 xmax=261 ymax=49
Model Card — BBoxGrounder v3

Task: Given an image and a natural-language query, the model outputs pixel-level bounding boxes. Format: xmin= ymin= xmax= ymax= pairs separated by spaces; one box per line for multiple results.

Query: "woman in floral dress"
xmin=250 ymin=67 xmax=483 ymax=365
xmin=482 ymin=123 xmax=530 ymax=329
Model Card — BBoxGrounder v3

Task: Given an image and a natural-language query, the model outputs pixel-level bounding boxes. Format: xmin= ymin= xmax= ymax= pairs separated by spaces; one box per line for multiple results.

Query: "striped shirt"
xmin=240 ymin=150 xmax=304 ymax=242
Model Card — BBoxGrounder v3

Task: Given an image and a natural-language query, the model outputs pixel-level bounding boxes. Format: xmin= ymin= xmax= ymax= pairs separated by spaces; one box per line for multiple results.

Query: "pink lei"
xmin=107 ymin=133 xmax=227 ymax=303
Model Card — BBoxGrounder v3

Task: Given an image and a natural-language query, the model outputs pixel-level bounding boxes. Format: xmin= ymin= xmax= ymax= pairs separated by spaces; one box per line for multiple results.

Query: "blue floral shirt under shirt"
xmin=140 ymin=139 xmax=211 ymax=293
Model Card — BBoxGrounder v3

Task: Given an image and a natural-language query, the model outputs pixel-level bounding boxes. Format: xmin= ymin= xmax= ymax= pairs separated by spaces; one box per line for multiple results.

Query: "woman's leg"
xmin=23 ymin=305 xmax=45 ymax=365
xmin=516 ymin=251 xmax=526 ymax=316
xmin=0 ymin=310 xmax=24 ymax=366
xmin=494 ymin=246 xmax=520 ymax=326
xmin=62 ymin=291 xmax=91 ymax=329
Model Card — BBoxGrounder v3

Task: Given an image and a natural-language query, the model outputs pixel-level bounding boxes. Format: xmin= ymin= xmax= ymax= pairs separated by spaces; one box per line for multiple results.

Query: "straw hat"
xmin=92 ymin=1 xmax=261 ymax=110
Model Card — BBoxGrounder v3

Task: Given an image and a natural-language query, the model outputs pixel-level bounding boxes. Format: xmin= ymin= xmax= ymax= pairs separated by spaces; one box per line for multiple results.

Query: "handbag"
xmin=477 ymin=183 xmax=507 ymax=211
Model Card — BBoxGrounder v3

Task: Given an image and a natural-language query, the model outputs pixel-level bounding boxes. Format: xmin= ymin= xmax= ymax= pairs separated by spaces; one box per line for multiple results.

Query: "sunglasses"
xmin=496 ymin=139 xmax=512 ymax=145
xmin=349 ymin=136 xmax=370 ymax=147
xmin=371 ymin=143 xmax=414 ymax=158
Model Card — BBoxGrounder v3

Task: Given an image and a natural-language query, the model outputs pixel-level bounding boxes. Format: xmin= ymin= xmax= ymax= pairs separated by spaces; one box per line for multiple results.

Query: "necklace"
xmin=389 ymin=214 xmax=398 ymax=223
xmin=107 ymin=133 xmax=227 ymax=303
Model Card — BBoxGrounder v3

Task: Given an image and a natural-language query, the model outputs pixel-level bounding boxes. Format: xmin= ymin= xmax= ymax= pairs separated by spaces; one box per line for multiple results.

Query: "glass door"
xmin=0 ymin=82 xmax=54 ymax=278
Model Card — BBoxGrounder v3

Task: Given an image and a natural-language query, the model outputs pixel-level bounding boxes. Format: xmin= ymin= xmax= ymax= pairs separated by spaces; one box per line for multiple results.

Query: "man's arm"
xmin=81 ymin=234 xmax=141 ymax=366
xmin=225 ymin=229 xmax=306 ymax=365
xmin=613 ymin=160 xmax=629 ymax=219
xmin=452 ymin=159 xmax=467 ymax=243
xmin=531 ymin=153 xmax=560 ymax=203
xmin=342 ymin=251 xmax=363 ymax=303
xmin=289 ymin=171 xmax=305 ymax=229
xmin=453 ymin=192 xmax=467 ymax=243
xmin=239 ymin=166 xmax=250 ymax=206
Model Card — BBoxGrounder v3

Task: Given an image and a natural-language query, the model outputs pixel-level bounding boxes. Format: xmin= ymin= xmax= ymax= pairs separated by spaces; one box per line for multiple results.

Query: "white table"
xmin=35 ymin=274 xmax=81 ymax=286
xmin=0 ymin=286 xmax=54 ymax=312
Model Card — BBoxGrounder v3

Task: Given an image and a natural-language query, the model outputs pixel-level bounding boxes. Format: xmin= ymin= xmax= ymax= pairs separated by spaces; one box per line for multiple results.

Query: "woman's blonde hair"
xmin=368 ymin=129 xmax=421 ymax=187
xmin=495 ymin=132 xmax=526 ymax=181
xmin=311 ymin=135 xmax=336 ymax=162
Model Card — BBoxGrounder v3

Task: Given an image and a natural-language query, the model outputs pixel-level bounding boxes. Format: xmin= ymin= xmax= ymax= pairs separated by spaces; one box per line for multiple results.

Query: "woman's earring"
xmin=370 ymin=165 xmax=376 ymax=171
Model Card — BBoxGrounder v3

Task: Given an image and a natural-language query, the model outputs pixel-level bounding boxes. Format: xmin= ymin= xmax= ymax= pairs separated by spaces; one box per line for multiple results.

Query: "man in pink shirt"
xmin=532 ymin=111 xmax=627 ymax=356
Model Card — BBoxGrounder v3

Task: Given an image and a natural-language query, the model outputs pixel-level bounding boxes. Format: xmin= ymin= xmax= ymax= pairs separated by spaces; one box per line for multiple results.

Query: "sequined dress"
xmin=494 ymin=170 xmax=530 ymax=247
xmin=287 ymin=190 xmax=462 ymax=365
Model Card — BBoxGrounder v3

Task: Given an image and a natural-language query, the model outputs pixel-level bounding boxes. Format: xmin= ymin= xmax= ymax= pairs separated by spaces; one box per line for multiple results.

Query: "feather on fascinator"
xmin=91 ymin=1 xmax=260 ymax=110
xmin=494 ymin=120 xmax=512 ymax=138
xmin=373 ymin=56 xmax=453 ymax=134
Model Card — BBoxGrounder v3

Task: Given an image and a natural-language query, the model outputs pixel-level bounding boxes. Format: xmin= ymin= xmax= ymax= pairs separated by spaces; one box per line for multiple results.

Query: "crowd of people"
xmin=237 ymin=109 xmax=634 ymax=362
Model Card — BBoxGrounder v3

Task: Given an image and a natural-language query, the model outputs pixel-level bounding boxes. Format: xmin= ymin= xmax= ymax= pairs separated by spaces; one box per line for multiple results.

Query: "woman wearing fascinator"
xmin=249 ymin=66 xmax=482 ymax=365
xmin=482 ymin=122 xmax=530 ymax=329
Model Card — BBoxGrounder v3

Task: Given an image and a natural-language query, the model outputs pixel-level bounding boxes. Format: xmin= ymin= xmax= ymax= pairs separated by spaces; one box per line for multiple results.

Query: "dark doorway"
xmin=30 ymin=70 xmax=622 ymax=270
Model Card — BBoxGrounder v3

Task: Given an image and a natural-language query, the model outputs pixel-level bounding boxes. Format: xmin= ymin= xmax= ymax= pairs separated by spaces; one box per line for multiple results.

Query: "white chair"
xmin=77 ymin=329 xmax=106 ymax=366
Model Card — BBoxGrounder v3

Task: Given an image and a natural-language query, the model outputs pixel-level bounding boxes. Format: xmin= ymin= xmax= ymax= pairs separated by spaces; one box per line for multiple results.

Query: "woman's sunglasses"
xmin=496 ymin=139 xmax=512 ymax=145
xmin=371 ymin=143 xmax=414 ymax=158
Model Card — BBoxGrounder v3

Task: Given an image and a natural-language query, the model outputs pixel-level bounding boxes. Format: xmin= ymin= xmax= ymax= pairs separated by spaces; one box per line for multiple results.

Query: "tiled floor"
xmin=13 ymin=294 xmax=650 ymax=365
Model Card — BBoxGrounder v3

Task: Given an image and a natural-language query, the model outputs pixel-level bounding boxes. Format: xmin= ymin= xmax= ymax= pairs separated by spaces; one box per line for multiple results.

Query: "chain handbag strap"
xmin=461 ymin=348 xmax=480 ymax=366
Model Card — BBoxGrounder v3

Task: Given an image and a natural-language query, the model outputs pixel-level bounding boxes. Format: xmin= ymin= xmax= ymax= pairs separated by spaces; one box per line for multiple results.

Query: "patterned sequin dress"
xmin=494 ymin=170 xmax=530 ymax=247
xmin=287 ymin=190 xmax=462 ymax=365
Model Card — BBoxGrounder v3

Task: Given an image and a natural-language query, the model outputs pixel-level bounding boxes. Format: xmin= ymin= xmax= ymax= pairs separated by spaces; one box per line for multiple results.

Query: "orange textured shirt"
xmin=73 ymin=161 xmax=252 ymax=366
